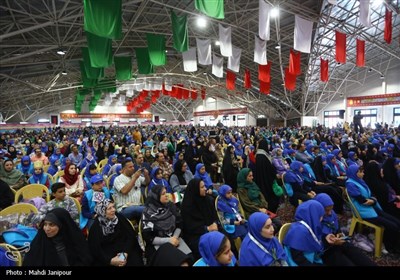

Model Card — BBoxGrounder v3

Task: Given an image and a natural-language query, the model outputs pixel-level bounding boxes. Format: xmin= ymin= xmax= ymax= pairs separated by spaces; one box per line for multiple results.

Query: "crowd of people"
xmin=0 ymin=122 xmax=399 ymax=266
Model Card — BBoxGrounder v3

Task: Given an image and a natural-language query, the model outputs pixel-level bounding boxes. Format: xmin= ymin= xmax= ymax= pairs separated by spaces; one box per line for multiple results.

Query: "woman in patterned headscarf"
xmin=88 ymin=199 xmax=144 ymax=266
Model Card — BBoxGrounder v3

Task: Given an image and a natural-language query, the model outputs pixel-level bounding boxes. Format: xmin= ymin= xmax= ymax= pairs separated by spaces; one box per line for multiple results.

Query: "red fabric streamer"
xmin=320 ymin=58 xmax=329 ymax=82
xmin=244 ymin=69 xmax=251 ymax=89
xmin=356 ymin=39 xmax=365 ymax=67
xmin=289 ymin=49 xmax=301 ymax=75
xmin=226 ymin=70 xmax=236 ymax=90
xmin=259 ymin=80 xmax=270 ymax=94
xmin=258 ymin=62 xmax=271 ymax=82
xmin=284 ymin=67 xmax=296 ymax=91
xmin=384 ymin=8 xmax=392 ymax=44
xmin=335 ymin=30 xmax=346 ymax=64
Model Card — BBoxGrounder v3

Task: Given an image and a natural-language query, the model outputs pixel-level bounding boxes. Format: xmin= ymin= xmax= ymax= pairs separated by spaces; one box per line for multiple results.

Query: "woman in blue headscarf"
xmin=148 ymin=167 xmax=171 ymax=193
xmin=346 ymin=151 xmax=358 ymax=167
xmin=283 ymin=200 xmax=329 ymax=266
xmin=194 ymin=163 xmax=214 ymax=195
xmin=16 ymin=155 xmax=33 ymax=178
xmin=240 ymin=212 xmax=287 ymax=266
xmin=346 ymin=165 xmax=400 ymax=254
xmin=314 ymin=193 xmax=376 ymax=266
xmin=194 ymin=231 xmax=236 ymax=266
xmin=217 ymin=185 xmax=248 ymax=239
xmin=284 ymin=161 xmax=315 ymax=207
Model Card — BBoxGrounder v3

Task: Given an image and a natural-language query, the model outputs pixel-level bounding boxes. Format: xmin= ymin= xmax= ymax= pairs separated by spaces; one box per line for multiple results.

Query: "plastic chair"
xmin=43 ymin=164 xmax=50 ymax=173
xmin=70 ymin=196 xmax=82 ymax=214
xmin=278 ymin=223 xmax=291 ymax=244
xmin=137 ymin=220 xmax=146 ymax=252
xmin=14 ymin=184 xmax=50 ymax=204
xmin=80 ymin=167 xmax=86 ymax=177
xmin=46 ymin=173 xmax=54 ymax=184
xmin=0 ymin=203 xmax=38 ymax=216
xmin=344 ymin=189 xmax=384 ymax=257
xmin=0 ymin=243 xmax=22 ymax=266
xmin=97 ymin=158 xmax=108 ymax=173
xmin=53 ymin=170 xmax=64 ymax=182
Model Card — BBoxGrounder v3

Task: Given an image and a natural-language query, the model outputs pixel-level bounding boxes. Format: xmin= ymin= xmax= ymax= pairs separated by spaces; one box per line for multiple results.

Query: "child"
xmin=80 ymin=174 xmax=110 ymax=229
xmin=32 ymin=182 xmax=79 ymax=226
xmin=217 ymin=185 xmax=248 ymax=240
xmin=193 ymin=231 xmax=236 ymax=266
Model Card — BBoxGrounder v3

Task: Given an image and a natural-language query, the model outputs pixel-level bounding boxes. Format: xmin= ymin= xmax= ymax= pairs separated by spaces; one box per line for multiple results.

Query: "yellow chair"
xmin=9 ymin=187 xmax=16 ymax=195
xmin=278 ymin=223 xmax=291 ymax=244
xmin=215 ymin=196 xmax=242 ymax=252
xmin=43 ymin=164 xmax=50 ymax=173
xmin=46 ymin=173 xmax=54 ymax=184
xmin=137 ymin=220 xmax=146 ymax=252
xmin=53 ymin=170 xmax=65 ymax=182
xmin=14 ymin=184 xmax=50 ymax=204
xmin=0 ymin=243 xmax=22 ymax=266
xmin=345 ymin=189 xmax=384 ymax=258
xmin=97 ymin=158 xmax=108 ymax=173
xmin=70 ymin=196 xmax=82 ymax=214
xmin=0 ymin=203 xmax=38 ymax=216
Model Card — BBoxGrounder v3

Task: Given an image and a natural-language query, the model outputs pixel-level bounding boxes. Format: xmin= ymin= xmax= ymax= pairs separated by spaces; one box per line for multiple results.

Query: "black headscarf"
xmin=142 ymin=185 xmax=179 ymax=236
xmin=382 ymin=158 xmax=400 ymax=194
xmin=23 ymin=208 xmax=92 ymax=266
xmin=172 ymin=160 xmax=188 ymax=185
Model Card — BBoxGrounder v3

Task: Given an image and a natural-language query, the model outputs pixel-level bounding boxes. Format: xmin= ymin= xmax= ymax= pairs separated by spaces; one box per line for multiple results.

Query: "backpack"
xmin=1 ymin=224 xmax=38 ymax=247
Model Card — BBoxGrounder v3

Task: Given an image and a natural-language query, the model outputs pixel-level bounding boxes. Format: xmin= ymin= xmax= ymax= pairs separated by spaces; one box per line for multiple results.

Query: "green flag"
xmin=82 ymin=47 xmax=104 ymax=79
xmin=86 ymin=32 xmax=113 ymax=68
xmin=83 ymin=0 xmax=122 ymax=39
xmin=171 ymin=11 xmax=189 ymax=52
xmin=114 ymin=56 xmax=132 ymax=81
xmin=195 ymin=0 xmax=224 ymax=19
xmin=135 ymin=48 xmax=154 ymax=74
xmin=146 ymin=33 xmax=166 ymax=66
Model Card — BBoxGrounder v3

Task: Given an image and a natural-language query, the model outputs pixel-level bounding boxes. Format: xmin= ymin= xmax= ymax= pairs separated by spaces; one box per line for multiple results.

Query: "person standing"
xmin=353 ymin=111 xmax=364 ymax=134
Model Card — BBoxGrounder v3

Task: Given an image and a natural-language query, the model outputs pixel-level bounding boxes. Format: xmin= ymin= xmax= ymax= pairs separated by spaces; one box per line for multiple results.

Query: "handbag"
xmin=272 ymin=180 xmax=284 ymax=197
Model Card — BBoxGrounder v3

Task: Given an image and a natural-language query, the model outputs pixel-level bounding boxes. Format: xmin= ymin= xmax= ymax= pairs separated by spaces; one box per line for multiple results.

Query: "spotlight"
xmin=337 ymin=62 xmax=341 ymax=65
xmin=368 ymin=68 xmax=372 ymax=72
xmin=215 ymin=41 xmax=220 ymax=46
xmin=61 ymin=70 xmax=68 ymax=75
xmin=380 ymin=75 xmax=384 ymax=79
xmin=275 ymin=44 xmax=281 ymax=49
xmin=57 ymin=49 xmax=66 ymax=56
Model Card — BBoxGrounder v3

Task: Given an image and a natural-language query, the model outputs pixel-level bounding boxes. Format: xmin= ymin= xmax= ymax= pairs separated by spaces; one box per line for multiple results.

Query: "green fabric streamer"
xmin=146 ymin=33 xmax=166 ymax=66
xmin=114 ymin=56 xmax=132 ymax=81
xmin=83 ymin=0 xmax=122 ymax=39
xmin=86 ymin=32 xmax=113 ymax=68
xmin=135 ymin=48 xmax=154 ymax=74
xmin=82 ymin=47 xmax=104 ymax=79
xmin=195 ymin=0 xmax=224 ymax=19
xmin=171 ymin=11 xmax=189 ymax=52
xmin=79 ymin=61 xmax=98 ymax=88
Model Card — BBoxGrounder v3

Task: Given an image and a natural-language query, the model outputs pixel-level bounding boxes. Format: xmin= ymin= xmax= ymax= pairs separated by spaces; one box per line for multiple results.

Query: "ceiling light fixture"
xmin=270 ymin=7 xmax=279 ymax=18
xmin=368 ymin=68 xmax=372 ymax=72
xmin=196 ymin=16 xmax=207 ymax=28
xmin=215 ymin=41 xmax=220 ymax=46
xmin=275 ymin=44 xmax=281 ymax=49
xmin=380 ymin=75 xmax=384 ymax=79
xmin=57 ymin=49 xmax=66 ymax=56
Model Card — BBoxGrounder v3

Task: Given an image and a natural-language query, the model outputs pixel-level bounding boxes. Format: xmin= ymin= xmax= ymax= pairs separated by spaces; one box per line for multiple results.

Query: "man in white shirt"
xmin=113 ymin=159 xmax=150 ymax=220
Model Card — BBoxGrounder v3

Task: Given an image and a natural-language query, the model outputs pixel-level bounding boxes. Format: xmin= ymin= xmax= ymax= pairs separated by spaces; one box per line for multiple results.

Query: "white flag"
xmin=359 ymin=0 xmax=371 ymax=27
xmin=219 ymin=23 xmax=232 ymax=57
xmin=259 ymin=0 xmax=271 ymax=41
xmin=227 ymin=47 xmax=242 ymax=72
xmin=294 ymin=15 xmax=313 ymax=53
xmin=328 ymin=0 xmax=337 ymax=5
xmin=212 ymin=54 xmax=223 ymax=78
xmin=254 ymin=35 xmax=268 ymax=65
xmin=182 ymin=47 xmax=197 ymax=72
xmin=164 ymin=77 xmax=173 ymax=91
xmin=196 ymin=38 xmax=212 ymax=65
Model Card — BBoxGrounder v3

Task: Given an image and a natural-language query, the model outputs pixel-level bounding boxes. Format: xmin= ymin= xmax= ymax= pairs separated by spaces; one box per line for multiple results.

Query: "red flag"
xmin=356 ymin=39 xmax=365 ymax=67
xmin=259 ymin=80 xmax=270 ymax=94
xmin=182 ymin=88 xmax=190 ymax=99
xmin=201 ymin=86 xmax=206 ymax=100
xmin=284 ymin=67 xmax=296 ymax=91
xmin=244 ymin=69 xmax=251 ymax=89
xmin=384 ymin=8 xmax=392 ymax=44
xmin=191 ymin=88 xmax=197 ymax=100
xmin=258 ymin=62 xmax=271 ymax=82
xmin=289 ymin=49 xmax=301 ymax=75
xmin=320 ymin=58 xmax=329 ymax=82
xmin=335 ymin=30 xmax=346 ymax=64
xmin=226 ymin=70 xmax=236 ymax=90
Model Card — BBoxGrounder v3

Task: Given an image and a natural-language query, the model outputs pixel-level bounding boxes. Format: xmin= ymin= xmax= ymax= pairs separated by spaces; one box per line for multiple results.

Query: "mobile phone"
xmin=118 ymin=253 xmax=126 ymax=261
xmin=340 ymin=236 xmax=350 ymax=240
